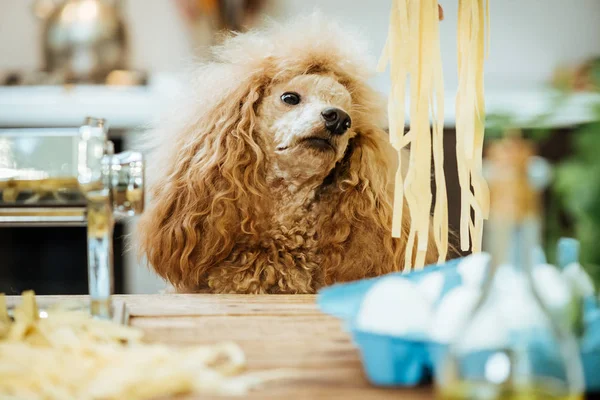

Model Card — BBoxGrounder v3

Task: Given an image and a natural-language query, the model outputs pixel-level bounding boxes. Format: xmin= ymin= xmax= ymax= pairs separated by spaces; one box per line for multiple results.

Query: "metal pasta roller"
xmin=0 ymin=117 xmax=144 ymax=319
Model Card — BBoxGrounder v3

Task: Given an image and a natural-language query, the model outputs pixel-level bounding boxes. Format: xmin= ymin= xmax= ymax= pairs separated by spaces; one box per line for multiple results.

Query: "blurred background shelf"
xmin=0 ymin=74 xmax=180 ymax=130
xmin=399 ymin=87 xmax=600 ymax=128
xmin=1 ymin=82 xmax=598 ymax=129
xmin=477 ymin=89 xmax=600 ymax=128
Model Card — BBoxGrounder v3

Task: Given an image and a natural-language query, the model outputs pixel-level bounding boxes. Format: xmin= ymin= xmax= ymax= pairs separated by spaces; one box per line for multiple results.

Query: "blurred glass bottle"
xmin=437 ymin=137 xmax=584 ymax=399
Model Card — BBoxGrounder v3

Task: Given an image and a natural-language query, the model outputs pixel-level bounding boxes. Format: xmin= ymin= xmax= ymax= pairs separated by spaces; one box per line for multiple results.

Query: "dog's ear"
xmin=322 ymin=127 xmax=438 ymax=281
xmin=324 ymin=128 xmax=403 ymax=275
xmin=351 ymin=129 xmax=439 ymax=270
xmin=136 ymin=65 xmax=268 ymax=291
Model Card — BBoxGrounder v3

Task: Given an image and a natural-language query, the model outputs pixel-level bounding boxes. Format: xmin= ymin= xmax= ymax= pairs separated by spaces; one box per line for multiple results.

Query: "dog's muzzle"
xmin=321 ymin=107 xmax=351 ymax=136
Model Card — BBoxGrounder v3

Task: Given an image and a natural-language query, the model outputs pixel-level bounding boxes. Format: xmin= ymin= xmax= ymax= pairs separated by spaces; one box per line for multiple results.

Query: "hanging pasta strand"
xmin=407 ymin=0 xmax=437 ymax=269
xmin=456 ymin=0 xmax=490 ymax=252
xmin=379 ymin=0 xmax=444 ymax=270
xmin=379 ymin=0 xmax=408 ymax=239
xmin=430 ymin=0 xmax=448 ymax=264
xmin=381 ymin=0 xmax=490 ymax=269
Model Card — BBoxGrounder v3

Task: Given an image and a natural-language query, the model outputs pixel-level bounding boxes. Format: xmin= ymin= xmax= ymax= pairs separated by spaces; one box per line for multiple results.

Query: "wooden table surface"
xmin=8 ymin=294 xmax=434 ymax=400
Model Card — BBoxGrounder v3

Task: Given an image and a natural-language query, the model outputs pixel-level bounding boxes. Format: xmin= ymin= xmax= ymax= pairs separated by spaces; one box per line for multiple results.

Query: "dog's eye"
xmin=281 ymin=92 xmax=301 ymax=106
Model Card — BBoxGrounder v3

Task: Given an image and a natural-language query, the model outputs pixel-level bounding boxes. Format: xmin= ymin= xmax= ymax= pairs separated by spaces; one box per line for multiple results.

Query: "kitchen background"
xmin=1 ymin=0 xmax=599 ymax=295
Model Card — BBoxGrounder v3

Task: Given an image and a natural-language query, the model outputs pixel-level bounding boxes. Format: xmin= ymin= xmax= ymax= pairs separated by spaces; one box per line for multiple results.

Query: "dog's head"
xmin=258 ymin=73 xmax=355 ymax=181
xmin=137 ymin=14 xmax=401 ymax=290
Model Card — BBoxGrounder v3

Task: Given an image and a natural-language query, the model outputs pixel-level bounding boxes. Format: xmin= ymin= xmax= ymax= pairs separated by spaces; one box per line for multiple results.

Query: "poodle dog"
xmin=136 ymin=15 xmax=438 ymax=294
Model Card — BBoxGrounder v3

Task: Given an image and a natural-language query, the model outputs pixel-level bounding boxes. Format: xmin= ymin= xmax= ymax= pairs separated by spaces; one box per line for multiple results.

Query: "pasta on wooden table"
xmin=379 ymin=0 xmax=490 ymax=269
xmin=0 ymin=292 xmax=282 ymax=400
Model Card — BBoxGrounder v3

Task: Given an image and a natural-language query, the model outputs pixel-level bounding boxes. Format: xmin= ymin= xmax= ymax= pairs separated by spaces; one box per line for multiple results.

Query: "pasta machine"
xmin=0 ymin=117 xmax=144 ymax=319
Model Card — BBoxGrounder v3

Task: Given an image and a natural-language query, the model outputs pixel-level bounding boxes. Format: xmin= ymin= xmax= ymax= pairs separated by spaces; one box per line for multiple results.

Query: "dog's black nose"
xmin=321 ymin=107 xmax=351 ymax=135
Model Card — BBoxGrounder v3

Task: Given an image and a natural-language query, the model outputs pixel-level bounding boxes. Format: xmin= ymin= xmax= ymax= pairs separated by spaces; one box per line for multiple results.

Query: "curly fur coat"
xmin=136 ymin=14 xmax=438 ymax=294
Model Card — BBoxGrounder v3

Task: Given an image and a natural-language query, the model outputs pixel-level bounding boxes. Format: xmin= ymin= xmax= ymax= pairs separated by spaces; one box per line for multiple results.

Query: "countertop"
xmin=7 ymin=294 xmax=433 ymax=399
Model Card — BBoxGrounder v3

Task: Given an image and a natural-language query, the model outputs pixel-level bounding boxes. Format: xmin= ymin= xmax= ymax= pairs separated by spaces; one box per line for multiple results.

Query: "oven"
xmin=0 ymin=135 xmax=127 ymax=296
xmin=0 ymin=69 xmax=179 ymax=295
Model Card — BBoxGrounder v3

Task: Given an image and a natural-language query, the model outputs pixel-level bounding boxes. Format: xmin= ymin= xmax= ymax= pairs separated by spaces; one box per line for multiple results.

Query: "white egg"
xmin=431 ymin=285 xmax=510 ymax=349
xmin=502 ymin=286 xmax=548 ymax=331
xmin=459 ymin=303 xmax=509 ymax=351
xmin=429 ymin=286 xmax=481 ymax=343
xmin=416 ymin=271 xmax=445 ymax=305
xmin=457 ymin=252 xmax=491 ymax=288
xmin=488 ymin=264 xmax=569 ymax=330
xmin=490 ymin=264 xmax=570 ymax=332
xmin=532 ymin=264 xmax=572 ymax=310
xmin=355 ymin=277 xmax=433 ymax=337
xmin=492 ymin=263 xmax=524 ymax=292
xmin=563 ymin=262 xmax=595 ymax=298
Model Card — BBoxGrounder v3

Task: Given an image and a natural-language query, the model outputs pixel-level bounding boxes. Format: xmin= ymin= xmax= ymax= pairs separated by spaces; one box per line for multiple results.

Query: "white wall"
xmin=0 ymin=1 xmax=40 ymax=70
xmin=1 ymin=0 xmax=599 ymax=92
xmin=272 ymin=0 xmax=600 ymax=93
xmin=0 ymin=0 xmax=195 ymax=72
xmin=1 ymin=0 xmax=599 ymax=293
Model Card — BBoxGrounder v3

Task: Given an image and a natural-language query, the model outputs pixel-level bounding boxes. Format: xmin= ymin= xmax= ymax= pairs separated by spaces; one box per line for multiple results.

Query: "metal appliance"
xmin=33 ymin=0 xmax=128 ymax=84
xmin=0 ymin=117 xmax=144 ymax=318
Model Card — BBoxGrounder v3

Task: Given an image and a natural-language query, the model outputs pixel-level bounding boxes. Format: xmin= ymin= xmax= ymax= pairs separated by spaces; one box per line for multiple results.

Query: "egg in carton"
xmin=317 ymin=238 xmax=600 ymax=390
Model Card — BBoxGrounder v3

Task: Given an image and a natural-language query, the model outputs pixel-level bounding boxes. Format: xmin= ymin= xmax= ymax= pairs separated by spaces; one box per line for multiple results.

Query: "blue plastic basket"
xmin=317 ymin=239 xmax=600 ymax=391
xmin=350 ymin=329 xmax=448 ymax=386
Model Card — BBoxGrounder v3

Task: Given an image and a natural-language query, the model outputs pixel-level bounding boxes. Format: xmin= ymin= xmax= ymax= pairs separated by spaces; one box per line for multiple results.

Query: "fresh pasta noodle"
xmin=0 ymin=291 xmax=285 ymax=399
xmin=379 ymin=0 xmax=490 ymax=268
xmin=456 ymin=0 xmax=490 ymax=253
xmin=379 ymin=0 xmax=446 ymax=269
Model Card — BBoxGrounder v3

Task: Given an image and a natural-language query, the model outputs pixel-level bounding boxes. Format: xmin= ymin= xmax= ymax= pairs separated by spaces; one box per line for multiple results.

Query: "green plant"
xmin=551 ymin=106 xmax=600 ymax=286
xmin=485 ymin=93 xmax=600 ymax=288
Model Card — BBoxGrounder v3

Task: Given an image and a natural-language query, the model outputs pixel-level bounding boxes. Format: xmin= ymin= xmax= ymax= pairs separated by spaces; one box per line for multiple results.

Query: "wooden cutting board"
xmin=7 ymin=294 xmax=434 ymax=399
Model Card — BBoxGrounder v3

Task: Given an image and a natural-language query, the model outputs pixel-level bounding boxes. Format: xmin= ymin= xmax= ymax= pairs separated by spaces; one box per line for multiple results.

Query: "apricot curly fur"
xmin=136 ymin=14 xmax=439 ymax=294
